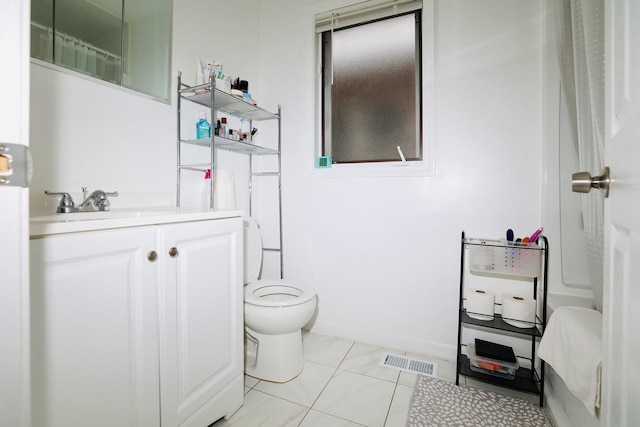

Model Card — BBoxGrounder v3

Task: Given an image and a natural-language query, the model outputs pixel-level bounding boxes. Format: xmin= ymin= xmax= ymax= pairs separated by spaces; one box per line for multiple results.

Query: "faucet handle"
xmin=44 ymin=190 xmax=79 ymax=213
xmin=95 ymin=190 xmax=118 ymax=211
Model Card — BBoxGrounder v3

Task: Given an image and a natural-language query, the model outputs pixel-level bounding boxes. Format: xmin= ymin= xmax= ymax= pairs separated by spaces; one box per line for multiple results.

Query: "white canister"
xmin=465 ymin=289 xmax=495 ymax=320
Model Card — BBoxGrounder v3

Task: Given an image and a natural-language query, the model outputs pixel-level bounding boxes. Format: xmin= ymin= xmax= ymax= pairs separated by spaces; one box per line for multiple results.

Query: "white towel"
xmin=538 ymin=306 xmax=602 ymax=416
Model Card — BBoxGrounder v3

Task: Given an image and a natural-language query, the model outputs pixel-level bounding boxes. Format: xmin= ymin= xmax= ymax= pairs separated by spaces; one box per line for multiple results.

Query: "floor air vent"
xmin=379 ymin=353 xmax=438 ymax=377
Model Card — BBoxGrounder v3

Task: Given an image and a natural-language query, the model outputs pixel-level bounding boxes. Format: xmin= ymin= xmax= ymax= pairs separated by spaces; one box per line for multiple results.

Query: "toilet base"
xmin=244 ymin=327 xmax=304 ymax=383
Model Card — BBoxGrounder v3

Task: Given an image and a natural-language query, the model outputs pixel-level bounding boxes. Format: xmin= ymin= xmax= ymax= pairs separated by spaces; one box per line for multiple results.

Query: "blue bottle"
xmin=196 ymin=113 xmax=211 ymax=139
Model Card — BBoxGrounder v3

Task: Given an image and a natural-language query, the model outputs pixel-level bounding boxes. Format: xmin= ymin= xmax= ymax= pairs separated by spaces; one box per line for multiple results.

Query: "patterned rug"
xmin=406 ymin=375 xmax=553 ymax=427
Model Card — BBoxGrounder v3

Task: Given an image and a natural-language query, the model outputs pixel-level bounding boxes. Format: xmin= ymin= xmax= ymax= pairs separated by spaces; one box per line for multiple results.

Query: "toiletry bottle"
xmin=202 ymin=169 xmax=212 ymax=209
xmin=221 ymin=117 xmax=228 ymax=138
xmin=196 ymin=113 xmax=211 ymax=139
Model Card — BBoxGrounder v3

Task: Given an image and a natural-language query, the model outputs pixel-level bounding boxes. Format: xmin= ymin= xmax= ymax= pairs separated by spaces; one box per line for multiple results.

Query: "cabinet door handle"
xmin=147 ymin=251 xmax=158 ymax=262
xmin=169 ymin=247 xmax=179 ymax=258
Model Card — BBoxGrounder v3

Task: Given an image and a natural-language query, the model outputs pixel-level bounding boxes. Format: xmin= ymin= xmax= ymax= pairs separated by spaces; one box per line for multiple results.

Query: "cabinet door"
xmin=160 ymin=218 xmax=243 ymax=426
xmin=30 ymin=227 xmax=160 ymax=427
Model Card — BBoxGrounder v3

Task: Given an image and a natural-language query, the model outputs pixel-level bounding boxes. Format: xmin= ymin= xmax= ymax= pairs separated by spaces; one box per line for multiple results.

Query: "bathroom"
xmin=2 ymin=0 xmax=636 ymax=426
xmin=29 ymin=0 xmax=569 ymax=356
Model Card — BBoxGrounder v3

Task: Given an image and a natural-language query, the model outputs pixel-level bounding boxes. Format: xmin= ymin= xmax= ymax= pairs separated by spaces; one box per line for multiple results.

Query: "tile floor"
xmin=212 ymin=331 xmax=538 ymax=427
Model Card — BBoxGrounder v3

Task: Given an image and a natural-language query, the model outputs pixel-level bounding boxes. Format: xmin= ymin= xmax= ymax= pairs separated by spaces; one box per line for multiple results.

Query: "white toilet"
xmin=243 ymin=217 xmax=317 ymax=383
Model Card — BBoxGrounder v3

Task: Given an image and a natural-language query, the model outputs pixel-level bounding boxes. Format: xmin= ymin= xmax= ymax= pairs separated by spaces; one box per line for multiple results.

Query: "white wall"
xmin=29 ymin=0 xmax=551 ymax=360
xmin=29 ymin=63 xmax=176 ymax=205
xmin=28 ymin=0 xmax=262 ymax=209
xmin=256 ymin=0 xmax=545 ymax=358
xmin=170 ymin=0 xmax=265 ymax=214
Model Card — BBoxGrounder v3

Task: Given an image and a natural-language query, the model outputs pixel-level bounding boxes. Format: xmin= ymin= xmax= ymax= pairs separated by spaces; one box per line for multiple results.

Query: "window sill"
xmin=307 ymin=160 xmax=434 ymax=178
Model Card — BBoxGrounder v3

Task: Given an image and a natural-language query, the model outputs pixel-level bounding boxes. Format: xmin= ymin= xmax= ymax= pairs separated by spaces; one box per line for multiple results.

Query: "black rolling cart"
xmin=455 ymin=231 xmax=549 ymax=407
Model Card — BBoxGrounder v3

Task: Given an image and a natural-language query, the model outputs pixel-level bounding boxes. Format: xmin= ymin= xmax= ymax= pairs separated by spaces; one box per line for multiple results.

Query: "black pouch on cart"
xmin=474 ymin=338 xmax=517 ymax=363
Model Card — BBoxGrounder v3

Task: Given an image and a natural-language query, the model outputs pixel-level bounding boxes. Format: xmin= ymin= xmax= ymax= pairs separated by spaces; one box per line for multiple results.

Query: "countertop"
xmin=30 ymin=207 xmax=243 ymax=237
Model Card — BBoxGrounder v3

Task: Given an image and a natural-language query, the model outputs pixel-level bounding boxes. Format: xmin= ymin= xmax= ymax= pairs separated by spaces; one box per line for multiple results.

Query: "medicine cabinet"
xmin=30 ymin=0 xmax=172 ymax=100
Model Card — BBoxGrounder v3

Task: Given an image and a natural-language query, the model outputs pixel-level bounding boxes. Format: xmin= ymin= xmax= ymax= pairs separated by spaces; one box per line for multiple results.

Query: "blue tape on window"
xmin=316 ymin=156 xmax=332 ymax=168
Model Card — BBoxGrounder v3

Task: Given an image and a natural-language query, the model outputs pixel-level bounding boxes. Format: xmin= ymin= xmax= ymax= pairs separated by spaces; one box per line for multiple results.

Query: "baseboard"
xmin=305 ymin=320 xmax=456 ymax=361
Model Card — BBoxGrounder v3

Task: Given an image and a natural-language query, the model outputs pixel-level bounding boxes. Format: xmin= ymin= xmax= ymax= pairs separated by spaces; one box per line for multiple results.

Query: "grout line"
xmin=301 ymin=408 xmax=369 ymax=427
xmin=382 ymin=381 xmax=400 ymax=427
xmin=249 ymin=334 xmax=437 ymax=426
xmin=296 ymin=340 xmax=356 ymax=426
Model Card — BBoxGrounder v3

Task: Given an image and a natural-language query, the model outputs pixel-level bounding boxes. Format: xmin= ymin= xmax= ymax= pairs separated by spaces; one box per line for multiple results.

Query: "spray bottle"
xmin=202 ymin=169 xmax=212 ymax=209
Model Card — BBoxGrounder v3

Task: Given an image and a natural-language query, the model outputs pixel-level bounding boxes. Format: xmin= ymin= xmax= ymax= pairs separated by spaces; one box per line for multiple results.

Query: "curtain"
xmin=552 ymin=0 xmax=605 ymax=311
xmin=31 ymin=22 xmax=121 ymax=84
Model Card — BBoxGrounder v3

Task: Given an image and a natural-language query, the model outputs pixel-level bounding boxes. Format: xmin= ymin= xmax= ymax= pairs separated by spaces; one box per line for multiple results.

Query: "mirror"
xmin=31 ymin=0 xmax=172 ymax=101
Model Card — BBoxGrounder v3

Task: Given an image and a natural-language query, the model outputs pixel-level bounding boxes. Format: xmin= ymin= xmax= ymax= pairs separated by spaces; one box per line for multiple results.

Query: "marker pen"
xmin=529 ymin=227 xmax=543 ymax=243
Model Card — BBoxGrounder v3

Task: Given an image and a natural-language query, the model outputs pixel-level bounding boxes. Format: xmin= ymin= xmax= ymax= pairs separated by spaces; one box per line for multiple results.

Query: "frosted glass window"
xmin=322 ymin=12 xmax=422 ymax=163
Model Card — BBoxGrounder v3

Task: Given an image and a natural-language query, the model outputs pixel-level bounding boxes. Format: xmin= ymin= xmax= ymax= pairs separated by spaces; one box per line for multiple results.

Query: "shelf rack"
xmin=455 ymin=231 xmax=549 ymax=407
xmin=176 ymin=72 xmax=284 ymax=278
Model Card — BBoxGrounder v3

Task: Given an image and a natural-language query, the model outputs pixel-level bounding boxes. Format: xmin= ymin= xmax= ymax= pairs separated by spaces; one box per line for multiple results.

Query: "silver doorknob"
xmin=572 ymin=167 xmax=611 ymax=198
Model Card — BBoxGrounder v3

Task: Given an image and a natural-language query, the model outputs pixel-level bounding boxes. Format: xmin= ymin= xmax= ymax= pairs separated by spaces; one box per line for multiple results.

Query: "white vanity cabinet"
xmin=30 ymin=214 xmax=243 ymax=427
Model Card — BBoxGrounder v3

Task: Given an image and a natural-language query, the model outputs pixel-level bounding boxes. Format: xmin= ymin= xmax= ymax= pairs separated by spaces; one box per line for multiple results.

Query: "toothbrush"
xmin=529 ymin=227 xmax=543 ymax=243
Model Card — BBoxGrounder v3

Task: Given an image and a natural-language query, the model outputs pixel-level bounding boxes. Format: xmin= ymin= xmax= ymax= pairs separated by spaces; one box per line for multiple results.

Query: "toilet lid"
xmin=244 ymin=279 xmax=317 ymax=307
xmin=243 ymin=217 xmax=263 ymax=284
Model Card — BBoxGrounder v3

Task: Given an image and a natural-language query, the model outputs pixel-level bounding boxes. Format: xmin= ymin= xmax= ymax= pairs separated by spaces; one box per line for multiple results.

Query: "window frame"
xmin=312 ymin=0 xmax=435 ymax=178
xmin=322 ymin=11 xmax=423 ymax=165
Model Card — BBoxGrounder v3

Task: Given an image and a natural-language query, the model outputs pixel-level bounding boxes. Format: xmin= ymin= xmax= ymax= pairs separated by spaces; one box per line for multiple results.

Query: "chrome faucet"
xmin=45 ymin=188 xmax=119 ymax=213
xmin=44 ymin=191 xmax=79 ymax=213
xmin=79 ymin=188 xmax=118 ymax=211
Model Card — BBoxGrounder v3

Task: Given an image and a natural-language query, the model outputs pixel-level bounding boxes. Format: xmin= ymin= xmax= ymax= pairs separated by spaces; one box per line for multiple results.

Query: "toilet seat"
xmin=244 ymin=279 xmax=316 ymax=307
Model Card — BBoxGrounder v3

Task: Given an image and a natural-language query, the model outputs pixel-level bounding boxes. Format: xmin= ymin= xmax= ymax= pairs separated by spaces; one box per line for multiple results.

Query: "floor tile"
xmin=384 ymin=384 xmax=413 ymax=427
xmin=303 ymin=333 xmax=354 ymax=368
xmin=299 ymin=409 xmax=366 ymax=426
xmin=340 ymin=342 xmax=401 ymax=382
xmin=213 ymin=389 xmax=308 ymax=427
xmin=398 ymin=371 xmax=418 ymax=388
xmin=245 ymin=374 xmax=259 ymax=389
xmin=219 ymin=333 xmax=463 ymax=427
xmin=254 ymin=360 xmax=336 ymax=407
xmin=433 ymin=358 xmax=457 ymax=382
xmin=312 ymin=370 xmax=396 ymax=427
xmin=396 ymin=352 xmax=456 ymax=387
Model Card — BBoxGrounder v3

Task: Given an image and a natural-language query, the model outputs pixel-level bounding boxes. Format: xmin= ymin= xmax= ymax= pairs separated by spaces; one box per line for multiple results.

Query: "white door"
xmin=0 ymin=1 xmax=31 ymax=426
xmin=601 ymin=1 xmax=640 ymax=426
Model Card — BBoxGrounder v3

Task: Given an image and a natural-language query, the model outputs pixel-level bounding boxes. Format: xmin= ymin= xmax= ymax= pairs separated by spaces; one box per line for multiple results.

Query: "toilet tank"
xmin=243 ymin=217 xmax=263 ymax=284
